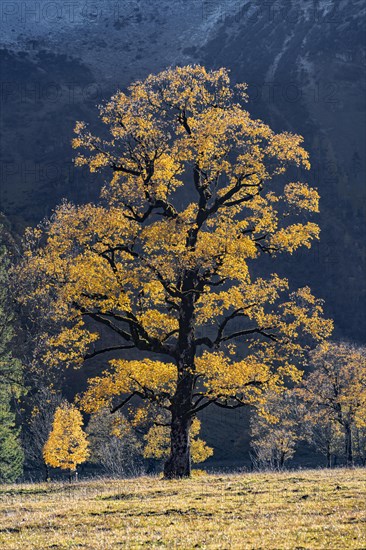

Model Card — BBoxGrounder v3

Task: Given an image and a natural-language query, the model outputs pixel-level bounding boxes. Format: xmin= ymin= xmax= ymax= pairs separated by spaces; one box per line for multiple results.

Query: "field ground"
xmin=0 ymin=468 xmax=365 ymax=549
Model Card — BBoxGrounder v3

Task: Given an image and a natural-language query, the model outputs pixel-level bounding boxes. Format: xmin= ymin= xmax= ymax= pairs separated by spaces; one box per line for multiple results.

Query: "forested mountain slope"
xmin=1 ymin=0 xmax=365 ymax=466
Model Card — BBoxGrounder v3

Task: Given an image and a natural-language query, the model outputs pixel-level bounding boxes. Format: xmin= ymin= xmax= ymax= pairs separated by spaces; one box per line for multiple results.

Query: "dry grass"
xmin=0 ymin=468 xmax=365 ymax=549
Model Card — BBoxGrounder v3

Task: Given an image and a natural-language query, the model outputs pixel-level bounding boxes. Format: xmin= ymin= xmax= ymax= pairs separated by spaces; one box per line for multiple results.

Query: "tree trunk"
xmin=44 ymin=463 xmax=50 ymax=482
xmin=164 ymin=347 xmax=194 ymax=479
xmin=278 ymin=452 xmax=285 ymax=470
xmin=344 ymin=424 xmax=353 ymax=466
xmin=69 ymin=468 xmax=77 ymax=483
xmin=165 ymin=265 xmax=196 ymax=479
xmin=164 ymin=412 xmax=192 ymax=479
xmin=326 ymin=447 xmax=331 ymax=468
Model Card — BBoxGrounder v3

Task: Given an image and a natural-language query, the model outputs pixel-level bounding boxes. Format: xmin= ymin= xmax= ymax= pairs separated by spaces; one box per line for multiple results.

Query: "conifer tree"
xmin=0 ymin=230 xmax=24 ymax=482
xmin=0 ymin=403 xmax=24 ymax=482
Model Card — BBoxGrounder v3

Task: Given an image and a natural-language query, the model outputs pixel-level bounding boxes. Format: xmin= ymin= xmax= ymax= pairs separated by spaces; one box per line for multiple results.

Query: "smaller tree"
xmin=301 ymin=342 xmax=366 ymax=466
xmin=352 ymin=426 xmax=366 ymax=466
xmin=302 ymin=404 xmax=343 ymax=468
xmin=23 ymin=386 xmax=63 ymax=480
xmin=86 ymin=408 xmax=143 ymax=476
xmin=0 ymin=244 xmax=23 ymax=394
xmin=250 ymin=390 xmax=303 ymax=470
xmin=43 ymin=402 xmax=89 ymax=481
xmin=0 ymin=402 xmax=24 ymax=482
xmin=0 ymin=233 xmax=24 ymax=483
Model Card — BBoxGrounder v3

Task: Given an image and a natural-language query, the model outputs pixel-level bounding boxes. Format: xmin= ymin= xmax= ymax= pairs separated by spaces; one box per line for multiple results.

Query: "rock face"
xmin=0 ymin=0 xmax=365 ymax=463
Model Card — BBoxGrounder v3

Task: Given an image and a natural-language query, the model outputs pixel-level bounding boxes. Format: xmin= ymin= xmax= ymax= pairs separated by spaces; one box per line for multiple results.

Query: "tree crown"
xmin=18 ymin=66 xmax=332 ymax=421
xmin=43 ymin=402 xmax=89 ymax=471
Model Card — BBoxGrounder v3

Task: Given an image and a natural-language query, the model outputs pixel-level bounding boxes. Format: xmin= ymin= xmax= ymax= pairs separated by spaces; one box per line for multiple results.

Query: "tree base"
xmin=163 ymin=454 xmax=191 ymax=479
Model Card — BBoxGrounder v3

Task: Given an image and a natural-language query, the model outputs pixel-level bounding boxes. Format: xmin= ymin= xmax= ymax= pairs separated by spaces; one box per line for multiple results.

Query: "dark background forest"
xmin=1 ymin=0 xmax=365 ymax=470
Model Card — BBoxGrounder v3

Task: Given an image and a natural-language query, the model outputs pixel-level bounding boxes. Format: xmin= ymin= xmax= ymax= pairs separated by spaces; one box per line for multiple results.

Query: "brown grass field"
xmin=0 ymin=468 xmax=365 ymax=549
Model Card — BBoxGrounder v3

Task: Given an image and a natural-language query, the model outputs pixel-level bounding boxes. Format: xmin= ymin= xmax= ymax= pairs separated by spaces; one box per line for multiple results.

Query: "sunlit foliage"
xmin=18 ymin=66 xmax=332 ymax=477
xmin=43 ymin=402 xmax=89 ymax=476
xmin=144 ymin=418 xmax=213 ymax=463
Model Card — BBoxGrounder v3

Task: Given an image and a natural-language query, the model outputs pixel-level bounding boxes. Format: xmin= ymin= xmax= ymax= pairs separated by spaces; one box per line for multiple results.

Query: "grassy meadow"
xmin=0 ymin=468 xmax=365 ymax=549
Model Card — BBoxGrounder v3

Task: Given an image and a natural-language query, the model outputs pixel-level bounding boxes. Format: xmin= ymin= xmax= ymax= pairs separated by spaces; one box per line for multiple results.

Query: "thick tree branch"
xmin=212 ymin=401 xmax=246 ymax=410
xmin=208 ymin=174 xmax=260 ymax=214
xmin=84 ymin=344 xmax=135 ymax=360
xmin=100 ymin=244 xmax=182 ymax=299
xmin=220 ymin=327 xmax=278 ymax=344
xmin=195 ymin=306 xmax=257 ymax=348
xmin=110 ymin=391 xmax=143 ymax=413
xmin=83 ymin=311 xmax=133 ymax=342
xmin=112 ymin=163 xmax=141 ymax=176
xmin=96 ymin=310 xmax=175 ymax=357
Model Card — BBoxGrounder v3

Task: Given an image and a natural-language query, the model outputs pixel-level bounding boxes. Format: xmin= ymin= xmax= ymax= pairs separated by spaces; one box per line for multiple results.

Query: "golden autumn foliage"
xmin=143 ymin=418 xmax=213 ymax=463
xmin=43 ymin=402 xmax=89 ymax=473
xmin=17 ymin=65 xmax=333 ymax=477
